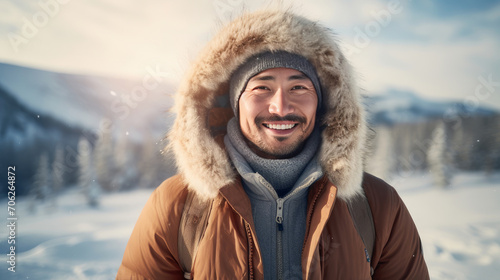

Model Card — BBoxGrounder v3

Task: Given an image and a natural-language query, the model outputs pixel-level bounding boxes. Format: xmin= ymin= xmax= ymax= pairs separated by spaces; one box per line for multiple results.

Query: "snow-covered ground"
xmin=1 ymin=171 xmax=499 ymax=279
xmin=390 ymin=171 xmax=500 ymax=280
xmin=0 ymin=187 xmax=152 ymax=280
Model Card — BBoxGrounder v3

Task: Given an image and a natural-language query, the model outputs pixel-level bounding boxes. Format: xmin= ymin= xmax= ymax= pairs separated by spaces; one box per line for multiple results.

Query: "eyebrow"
xmin=252 ymin=74 xmax=309 ymax=81
xmin=288 ymin=74 xmax=308 ymax=81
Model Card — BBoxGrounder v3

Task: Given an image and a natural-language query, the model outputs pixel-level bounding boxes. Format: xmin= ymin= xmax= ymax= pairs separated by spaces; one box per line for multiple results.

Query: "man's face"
xmin=238 ymin=67 xmax=318 ymax=159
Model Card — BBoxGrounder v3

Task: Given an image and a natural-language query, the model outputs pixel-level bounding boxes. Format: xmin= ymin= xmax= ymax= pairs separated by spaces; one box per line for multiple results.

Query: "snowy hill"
xmin=0 ymin=63 xmax=174 ymax=138
xmin=0 ymin=85 xmax=83 ymax=148
xmin=0 ymin=171 xmax=499 ymax=279
xmin=364 ymin=89 xmax=498 ymax=125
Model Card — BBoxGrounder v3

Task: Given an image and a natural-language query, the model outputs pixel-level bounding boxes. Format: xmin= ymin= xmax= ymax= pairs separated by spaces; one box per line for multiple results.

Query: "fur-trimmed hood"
xmin=167 ymin=10 xmax=367 ymax=201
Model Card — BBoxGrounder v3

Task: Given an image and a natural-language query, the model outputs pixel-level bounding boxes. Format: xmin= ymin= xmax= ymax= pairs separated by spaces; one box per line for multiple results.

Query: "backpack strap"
xmin=178 ymin=190 xmax=212 ymax=279
xmin=347 ymin=190 xmax=375 ymax=276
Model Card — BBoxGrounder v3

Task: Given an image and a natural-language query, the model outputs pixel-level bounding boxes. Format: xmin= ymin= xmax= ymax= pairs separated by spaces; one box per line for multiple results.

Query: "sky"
xmin=1 ymin=0 xmax=499 ymax=109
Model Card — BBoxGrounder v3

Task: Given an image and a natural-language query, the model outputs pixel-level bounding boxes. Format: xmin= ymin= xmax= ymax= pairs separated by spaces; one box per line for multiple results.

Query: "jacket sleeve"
xmin=365 ymin=174 xmax=430 ymax=280
xmin=116 ymin=177 xmax=187 ymax=280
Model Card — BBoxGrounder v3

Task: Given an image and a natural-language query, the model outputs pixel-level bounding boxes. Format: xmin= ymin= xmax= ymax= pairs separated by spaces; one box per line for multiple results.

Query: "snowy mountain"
xmin=0 ymin=85 xmax=83 ymax=147
xmin=0 ymin=63 xmax=174 ymax=139
xmin=363 ymin=89 xmax=498 ymax=125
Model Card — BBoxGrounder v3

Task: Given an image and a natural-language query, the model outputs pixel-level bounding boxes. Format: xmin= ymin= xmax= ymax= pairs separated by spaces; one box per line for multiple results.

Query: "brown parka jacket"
xmin=117 ymin=173 xmax=428 ymax=279
xmin=117 ymin=9 xmax=429 ymax=279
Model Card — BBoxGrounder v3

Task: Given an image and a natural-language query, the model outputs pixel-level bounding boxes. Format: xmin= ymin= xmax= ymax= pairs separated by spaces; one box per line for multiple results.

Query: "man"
xmin=117 ymin=10 xmax=429 ymax=279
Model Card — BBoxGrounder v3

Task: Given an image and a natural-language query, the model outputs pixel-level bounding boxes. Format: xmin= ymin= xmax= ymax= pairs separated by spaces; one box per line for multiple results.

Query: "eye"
xmin=290 ymin=85 xmax=312 ymax=93
xmin=251 ymin=85 xmax=271 ymax=92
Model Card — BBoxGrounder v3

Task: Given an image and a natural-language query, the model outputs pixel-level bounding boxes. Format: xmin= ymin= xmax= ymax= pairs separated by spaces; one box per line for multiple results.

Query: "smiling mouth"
xmin=263 ymin=123 xmax=298 ymax=130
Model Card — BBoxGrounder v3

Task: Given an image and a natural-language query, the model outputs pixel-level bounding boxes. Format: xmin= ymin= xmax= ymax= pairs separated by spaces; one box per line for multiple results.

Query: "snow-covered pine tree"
xmin=427 ymin=121 xmax=453 ymax=188
xmin=78 ymin=137 xmax=100 ymax=207
xmin=137 ymin=134 xmax=161 ymax=189
xmin=52 ymin=146 xmax=65 ymax=191
xmin=94 ymin=124 xmax=116 ymax=192
xmin=138 ymin=134 xmax=176 ymax=189
xmin=367 ymin=126 xmax=395 ymax=180
xmin=30 ymin=153 xmax=51 ymax=213
xmin=485 ymin=114 xmax=500 ymax=174
xmin=112 ymin=130 xmax=139 ymax=190
xmin=33 ymin=153 xmax=51 ymax=200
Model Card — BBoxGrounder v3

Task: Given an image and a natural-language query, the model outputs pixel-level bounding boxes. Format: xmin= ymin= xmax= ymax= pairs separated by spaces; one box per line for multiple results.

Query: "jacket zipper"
xmin=260 ymin=177 xmax=317 ymax=280
xmin=276 ymin=198 xmax=284 ymax=280
xmin=275 ymin=180 xmax=315 ymax=280
xmin=245 ymin=222 xmax=255 ymax=280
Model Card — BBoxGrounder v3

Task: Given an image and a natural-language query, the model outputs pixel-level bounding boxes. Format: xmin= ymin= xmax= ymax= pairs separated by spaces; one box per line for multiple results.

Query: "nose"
xmin=268 ymin=88 xmax=294 ymax=116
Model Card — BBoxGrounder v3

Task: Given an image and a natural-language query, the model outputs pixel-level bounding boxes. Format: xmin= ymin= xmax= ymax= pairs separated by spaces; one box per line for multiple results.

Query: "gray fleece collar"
xmin=224 ymin=118 xmax=322 ymax=197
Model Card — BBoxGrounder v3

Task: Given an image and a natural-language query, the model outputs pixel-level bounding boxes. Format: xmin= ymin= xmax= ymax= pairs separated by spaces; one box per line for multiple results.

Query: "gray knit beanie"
xmin=229 ymin=50 xmax=322 ymax=117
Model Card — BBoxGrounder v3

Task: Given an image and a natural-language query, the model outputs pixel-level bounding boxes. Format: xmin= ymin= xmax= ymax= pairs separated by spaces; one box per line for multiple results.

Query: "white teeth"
xmin=265 ymin=124 xmax=296 ymax=130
